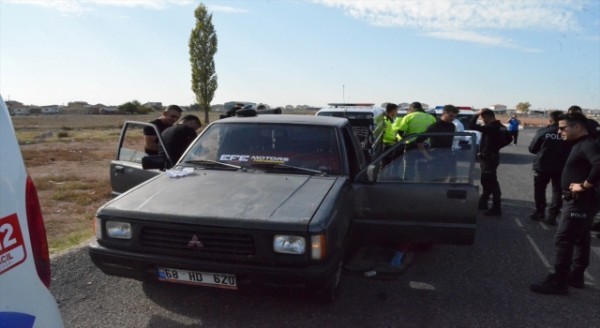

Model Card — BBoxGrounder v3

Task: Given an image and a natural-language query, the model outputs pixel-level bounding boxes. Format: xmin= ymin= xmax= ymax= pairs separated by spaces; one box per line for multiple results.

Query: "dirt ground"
xmin=13 ymin=112 xmax=548 ymax=254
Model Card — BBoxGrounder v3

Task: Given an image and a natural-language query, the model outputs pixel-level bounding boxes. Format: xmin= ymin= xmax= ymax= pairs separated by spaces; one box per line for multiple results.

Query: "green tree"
xmin=118 ymin=100 xmax=143 ymax=114
xmin=189 ymin=3 xmax=218 ymax=124
xmin=516 ymin=102 xmax=531 ymax=113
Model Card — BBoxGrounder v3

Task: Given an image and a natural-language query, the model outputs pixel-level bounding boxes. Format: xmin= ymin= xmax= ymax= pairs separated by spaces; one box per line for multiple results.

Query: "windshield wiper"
xmin=249 ymin=162 xmax=324 ymax=175
xmin=183 ymin=160 xmax=241 ymax=170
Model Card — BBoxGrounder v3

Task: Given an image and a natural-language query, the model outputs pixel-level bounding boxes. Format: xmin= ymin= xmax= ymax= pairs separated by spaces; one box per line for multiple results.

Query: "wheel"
xmin=316 ymin=260 xmax=343 ymax=303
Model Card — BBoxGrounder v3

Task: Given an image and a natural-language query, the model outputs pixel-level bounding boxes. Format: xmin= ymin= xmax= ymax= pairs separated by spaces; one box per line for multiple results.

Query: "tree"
xmin=118 ymin=100 xmax=144 ymax=114
xmin=516 ymin=102 xmax=531 ymax=113
xmin=189 ymin=3 xmax=218 ymax=124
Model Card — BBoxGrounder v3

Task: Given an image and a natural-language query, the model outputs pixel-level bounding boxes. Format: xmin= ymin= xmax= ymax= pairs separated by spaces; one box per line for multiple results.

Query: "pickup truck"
xmin=90 ymin=111 xmax=478 ymax=301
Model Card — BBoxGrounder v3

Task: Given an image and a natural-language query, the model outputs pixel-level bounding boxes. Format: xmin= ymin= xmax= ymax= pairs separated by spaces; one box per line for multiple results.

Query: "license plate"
xmin=157 ymin=267 xmax=237 ymax=290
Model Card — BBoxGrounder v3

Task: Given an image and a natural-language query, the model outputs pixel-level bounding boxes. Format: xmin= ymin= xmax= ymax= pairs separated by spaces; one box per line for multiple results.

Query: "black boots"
xmin=545 ymin=210 xmax=560 ymax=226
xmin=530 ymin=274 xmax=568 ymax=295
xmin=529 ymin=208 xmax=559 ymax=225
xmin=529 ymin=210 xmax=545 ymax=221
xmin=479 ymin=196 xmax=501 ymax=216
xmin=478 ymin=197 xmax=488 ymax=211
xmin=567 ymin=272 xmax=584 ymax=289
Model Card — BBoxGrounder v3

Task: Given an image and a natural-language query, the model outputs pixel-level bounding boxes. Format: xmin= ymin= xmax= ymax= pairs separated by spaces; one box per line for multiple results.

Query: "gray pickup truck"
xmin=90 ymin=112 xmax=478 ymax=301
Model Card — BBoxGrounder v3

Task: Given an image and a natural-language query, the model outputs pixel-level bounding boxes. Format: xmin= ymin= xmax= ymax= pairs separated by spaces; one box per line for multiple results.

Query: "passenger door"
xmin=109 ymin=121 xmax=172 ymax=196
xmin=351 ymin=132 xmax=478 ymax=245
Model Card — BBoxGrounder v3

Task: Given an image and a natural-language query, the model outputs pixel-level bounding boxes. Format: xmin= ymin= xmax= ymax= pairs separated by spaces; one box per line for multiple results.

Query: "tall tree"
xmin=189 ymin=3 xmax=218 ymax=124
xmin=516 ymin=101 xmax=531 ymax=113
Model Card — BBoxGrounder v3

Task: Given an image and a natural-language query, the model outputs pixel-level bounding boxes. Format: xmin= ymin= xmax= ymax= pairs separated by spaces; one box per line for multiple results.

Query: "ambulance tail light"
xmin=25 ymin=176 xmax=52 ymax=288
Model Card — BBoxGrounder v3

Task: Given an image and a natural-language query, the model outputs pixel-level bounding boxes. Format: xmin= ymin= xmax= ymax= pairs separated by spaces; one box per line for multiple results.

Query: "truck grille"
xmin=140 ymin=226 xmax=255 ymax=257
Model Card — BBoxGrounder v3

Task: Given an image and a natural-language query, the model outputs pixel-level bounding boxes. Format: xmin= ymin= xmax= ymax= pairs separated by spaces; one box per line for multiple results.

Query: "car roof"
xmin=216 ymin=114 xmax=349 ymax=127
xmin=316 ymin=103 xmax=384 ymax=114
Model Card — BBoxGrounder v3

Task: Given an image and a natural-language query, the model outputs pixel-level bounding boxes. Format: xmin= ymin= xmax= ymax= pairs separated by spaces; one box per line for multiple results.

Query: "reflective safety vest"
xmin=394 ymin=111 xmax=436 ymax=142
xmin=383 ymin=116 xmax=398 ymax=146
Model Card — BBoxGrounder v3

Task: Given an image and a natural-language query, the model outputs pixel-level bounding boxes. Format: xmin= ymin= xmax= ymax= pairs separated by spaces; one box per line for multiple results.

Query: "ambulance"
xmin=0 ymin=96 xmax=64 ymax=328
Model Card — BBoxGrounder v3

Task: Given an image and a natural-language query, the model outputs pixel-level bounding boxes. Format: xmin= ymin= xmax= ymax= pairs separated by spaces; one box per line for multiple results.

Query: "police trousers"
xmin=533 ymin=170 xmax=562 ymax=213
xmin=553 ymin=189 xmax=600 ymax=283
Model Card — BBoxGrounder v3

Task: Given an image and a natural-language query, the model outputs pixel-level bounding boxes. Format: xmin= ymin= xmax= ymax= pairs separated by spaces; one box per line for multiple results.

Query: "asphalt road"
xmin=50 ymin=127 xmax=600 ymax=328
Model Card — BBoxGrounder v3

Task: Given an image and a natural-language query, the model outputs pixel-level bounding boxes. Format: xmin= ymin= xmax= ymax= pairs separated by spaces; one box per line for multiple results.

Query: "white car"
xmin=0 ymin=96 xmax=64 ymax=327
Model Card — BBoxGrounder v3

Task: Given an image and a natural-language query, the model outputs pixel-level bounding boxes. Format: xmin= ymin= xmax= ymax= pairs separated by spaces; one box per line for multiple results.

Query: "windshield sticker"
xmin=219 ymin=154 xmax=290 ymax=164
xmin=251 ymin=155 xmax=290 ymax=164
xmin=220 ymin=154 xmax=251 ymax=162
xmin=0 ymin=214 xmax=27 ymax=275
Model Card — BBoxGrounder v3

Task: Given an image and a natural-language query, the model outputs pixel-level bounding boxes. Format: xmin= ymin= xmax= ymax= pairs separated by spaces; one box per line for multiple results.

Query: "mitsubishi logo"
xmin=187 ymin=234 xmax=204 ymax=248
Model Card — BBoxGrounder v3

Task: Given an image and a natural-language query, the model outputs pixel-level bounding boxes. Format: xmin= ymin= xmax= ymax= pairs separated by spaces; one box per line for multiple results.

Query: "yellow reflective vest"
xmin=393 ymin=111 xmax=436 ymax=142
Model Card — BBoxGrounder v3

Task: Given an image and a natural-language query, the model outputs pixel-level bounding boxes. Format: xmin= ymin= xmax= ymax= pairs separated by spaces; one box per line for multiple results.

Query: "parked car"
xmin=0 ymin=96 xmax=64 ymax=327
xmin=90 ymin=111 xmax=478 ymax=301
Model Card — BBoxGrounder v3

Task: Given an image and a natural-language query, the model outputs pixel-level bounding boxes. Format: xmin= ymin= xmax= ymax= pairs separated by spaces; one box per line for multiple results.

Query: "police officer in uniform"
xmin=393 ymin=101 xmax=436 ymax=180
xmin=528 ymin=110 xmax=572 ymax=225
xmin=530 ymin=113 xmax=600 ymax=295
xmin=381 ymin=103 xmax=400 ymax=172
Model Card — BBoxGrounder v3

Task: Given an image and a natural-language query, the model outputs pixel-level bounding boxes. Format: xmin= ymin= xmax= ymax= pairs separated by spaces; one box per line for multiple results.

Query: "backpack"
xmin=498 ymin=125 xmax=513 ymax=148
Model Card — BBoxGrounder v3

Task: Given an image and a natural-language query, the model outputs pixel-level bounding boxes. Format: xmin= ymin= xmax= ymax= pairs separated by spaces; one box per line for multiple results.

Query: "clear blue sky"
xmin=1 ymin=0 xmax=599 ymax=110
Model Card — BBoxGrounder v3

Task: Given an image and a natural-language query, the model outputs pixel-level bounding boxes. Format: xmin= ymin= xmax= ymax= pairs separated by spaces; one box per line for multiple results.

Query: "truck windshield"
xmin=181 ymin=123 xmax=343 ymax=175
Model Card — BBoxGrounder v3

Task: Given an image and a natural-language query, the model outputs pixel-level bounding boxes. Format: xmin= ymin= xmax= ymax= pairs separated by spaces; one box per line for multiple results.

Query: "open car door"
xmin=109 ymin=121 xmax=173 ymax=196
xmin=351 ymin=132 xmax=478 ymax=245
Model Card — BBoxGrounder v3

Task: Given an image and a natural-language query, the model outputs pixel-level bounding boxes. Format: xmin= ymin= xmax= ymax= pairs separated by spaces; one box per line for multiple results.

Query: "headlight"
xmin=273 ymin=235 xmax=305 ymax=254
xmin=106 ymin=221 xmax=132 ymax=239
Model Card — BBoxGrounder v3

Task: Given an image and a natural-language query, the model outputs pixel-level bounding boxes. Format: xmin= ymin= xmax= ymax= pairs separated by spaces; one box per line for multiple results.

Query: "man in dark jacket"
xmin=530 ymin=112 xmax=600 ymax=295
xmin=528 ymin=110 xmax=572 ymax=225
xmin=143 ymin=105 xmax=182 ymax=155
xmin=159 ymin=114 xmax=202 ymax=168
xmin=468 ymin=108 xmax=506 ymax=216
xmin=568 ymin=105 xmax=600 ymax=138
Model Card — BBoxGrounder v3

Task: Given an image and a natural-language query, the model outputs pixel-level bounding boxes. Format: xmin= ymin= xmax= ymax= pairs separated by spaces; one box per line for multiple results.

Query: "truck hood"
xmin=99 ymin=170 xmax=338 ymax=227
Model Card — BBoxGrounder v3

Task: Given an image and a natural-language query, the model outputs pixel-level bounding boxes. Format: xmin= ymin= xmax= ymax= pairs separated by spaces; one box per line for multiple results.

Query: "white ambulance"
xmin=0 ymin=96 xmax=64 ymax=328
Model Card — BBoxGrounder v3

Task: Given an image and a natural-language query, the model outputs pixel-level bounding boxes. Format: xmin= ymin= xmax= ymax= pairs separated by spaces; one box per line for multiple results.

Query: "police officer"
xmin=383 ymin=103 xmax=399 ymax=150
xmin=468 ymin=108 xmax=506 ymax=216
xmin=393 ymin=101 xmax=436 ymax=141
xmin=393 ymin=101 xmax=435 ymax=180
xmin=381 ymin=103 xmax=400 ymax=172
xmin=567 ymin=105 xmax=600 ymax=138
xmin=530 ymin=112 xmax=600 ymax=295
xmin=528 ymin=110 xmax=572 ymax=225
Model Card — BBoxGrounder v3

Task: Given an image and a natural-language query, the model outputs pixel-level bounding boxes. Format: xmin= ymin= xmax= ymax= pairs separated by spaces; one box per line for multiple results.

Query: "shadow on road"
xmin=500 ymin=152 xmax=534 ymax=165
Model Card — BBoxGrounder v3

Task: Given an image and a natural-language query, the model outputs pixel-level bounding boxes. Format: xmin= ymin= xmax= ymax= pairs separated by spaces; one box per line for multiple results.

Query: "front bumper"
xmin=88 ymin=240 xmax=341 ymax=290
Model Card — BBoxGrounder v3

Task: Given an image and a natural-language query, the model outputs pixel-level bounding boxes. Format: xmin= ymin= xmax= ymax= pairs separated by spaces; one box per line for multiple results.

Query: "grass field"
xmin=13 ymin=111 xmax=547 ymax=254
